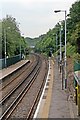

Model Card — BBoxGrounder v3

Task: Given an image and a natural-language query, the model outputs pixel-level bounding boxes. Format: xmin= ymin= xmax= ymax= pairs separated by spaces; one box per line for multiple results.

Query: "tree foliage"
xmin=1 ymin=15 xmax=27 ymax=58
xmin=35 ymin=0 xmax=80 ymax=59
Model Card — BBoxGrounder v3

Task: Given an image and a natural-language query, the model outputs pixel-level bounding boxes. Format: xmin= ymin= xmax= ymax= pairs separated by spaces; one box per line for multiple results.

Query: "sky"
xmin=1 ymin=0 xmax=77 ymax=38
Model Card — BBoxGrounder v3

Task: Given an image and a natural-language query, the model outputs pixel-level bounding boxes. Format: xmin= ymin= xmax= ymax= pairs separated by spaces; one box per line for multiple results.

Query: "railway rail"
xmin=0 ymin=55 xmax=35 ymax=89
xmin=1 ymin=55 xmax=36 ymax=99
xmin=0 ymin=54 xmax=48 ymax=119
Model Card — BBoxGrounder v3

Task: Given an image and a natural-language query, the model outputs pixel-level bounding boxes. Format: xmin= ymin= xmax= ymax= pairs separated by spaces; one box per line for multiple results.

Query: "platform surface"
xmin=49 ymin=60 xmax=78 ymax=118
xmin=0 ymin=60 xmax=29 ymax=80
xmin=35 ymin=59 xmax=78 ymax=118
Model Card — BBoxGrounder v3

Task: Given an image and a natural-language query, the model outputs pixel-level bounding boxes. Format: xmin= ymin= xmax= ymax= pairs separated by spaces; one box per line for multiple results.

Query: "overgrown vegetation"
xmin=25 ymin=37 xmax=41 ymax=47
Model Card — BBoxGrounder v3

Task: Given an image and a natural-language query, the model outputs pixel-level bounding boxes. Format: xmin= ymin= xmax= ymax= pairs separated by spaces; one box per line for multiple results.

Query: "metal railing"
xmin=0 ymin=54 xmax=21 ymax=69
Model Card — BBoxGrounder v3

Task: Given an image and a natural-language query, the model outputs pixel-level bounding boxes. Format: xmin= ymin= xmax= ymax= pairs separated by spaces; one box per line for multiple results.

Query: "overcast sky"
xmin=1 ymin=0 xmax=77 ymax=38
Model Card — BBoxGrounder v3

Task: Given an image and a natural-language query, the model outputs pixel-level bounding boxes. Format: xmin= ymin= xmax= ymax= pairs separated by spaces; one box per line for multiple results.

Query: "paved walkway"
xmin=35 ymin=58 xmax=79 ymax=119
xmin=49 ymin=60 xmax=78 ymax=118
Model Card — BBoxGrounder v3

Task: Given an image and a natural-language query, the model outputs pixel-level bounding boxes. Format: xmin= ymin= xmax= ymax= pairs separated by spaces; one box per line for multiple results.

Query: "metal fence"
xmin=74 ymin=61 xmax=80 ymax=71
xmin=0 ymin=54 xmax=21 ymax=69
xmin=74 ymin=61 xmax=80 ymax=86
xmin=74 ymin=61 xmax=80 ymax=116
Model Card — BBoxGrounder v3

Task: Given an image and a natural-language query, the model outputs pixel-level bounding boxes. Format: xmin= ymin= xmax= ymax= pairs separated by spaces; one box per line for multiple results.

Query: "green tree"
xmin=67 ymin=1 xmax=80 ymax=55
xmin=1 ymin=15 xmax=27 ymax=58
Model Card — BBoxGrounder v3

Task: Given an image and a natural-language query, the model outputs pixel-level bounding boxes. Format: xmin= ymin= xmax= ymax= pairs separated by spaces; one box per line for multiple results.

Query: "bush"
xmin=73 ymin=53 xmax=80 ymax=63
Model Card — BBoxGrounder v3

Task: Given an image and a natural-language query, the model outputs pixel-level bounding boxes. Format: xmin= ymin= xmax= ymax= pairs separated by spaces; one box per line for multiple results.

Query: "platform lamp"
xmin=4 ymin=29 xmax=7 ymax=68
xmin=4 ymin=27 xmax=10 ymax=68
xmin=54 ymin=10 xmax=67 ymax=89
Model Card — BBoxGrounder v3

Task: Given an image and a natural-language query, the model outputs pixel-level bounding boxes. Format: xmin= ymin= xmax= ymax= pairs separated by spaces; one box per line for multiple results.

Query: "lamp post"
xmin=4 ymin=27 xmax=10 ymax=68
xmin=56 ymin=33 xmax=57 ymax=52
xmin=54 ymin=10 xmax=67 ymax=89
xmin=4 ymin=29 xmax=6 ymax=68
xmin=56 ymin=33 xmax=58 ymax=61
xmin=59 ymin=23 xmax=62 ymax=73
xmin=20 ymin=39 xmax=21 ymax=59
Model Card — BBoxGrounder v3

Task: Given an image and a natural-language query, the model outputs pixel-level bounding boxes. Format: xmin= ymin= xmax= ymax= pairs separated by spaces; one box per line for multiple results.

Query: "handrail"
xmin=73 ymin=72 xmax=80 ymax=86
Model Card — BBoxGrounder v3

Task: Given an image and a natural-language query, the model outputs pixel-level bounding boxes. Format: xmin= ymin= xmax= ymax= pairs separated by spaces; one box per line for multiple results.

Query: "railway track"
xmin=0 ymin=54 xmax=48 ymax=119
xmin=10 ymin=54 xmax=48 ymax=119
xmin=0 ymin=55 xmax=35 ymax=90
xmin=1 ymin=55 xmax=36 ymax=99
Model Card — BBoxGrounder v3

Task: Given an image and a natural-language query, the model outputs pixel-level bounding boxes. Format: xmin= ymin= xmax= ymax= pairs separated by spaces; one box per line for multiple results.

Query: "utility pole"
xmin=4 ymin=29 xmax=7 ymax=68
xmin=64 ymin=10 xmax=67 ymax=89
xmin=4 ymin=27 xmax=10 ymax=68
xmin=60 ymin=26 xmax=62 ymax=73
xmin=56 ymin=33 xmax=57 ymax=52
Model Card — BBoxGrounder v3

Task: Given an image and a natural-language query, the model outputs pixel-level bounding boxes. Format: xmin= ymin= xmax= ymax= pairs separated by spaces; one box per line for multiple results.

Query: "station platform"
xmin=34 ymin=58 xmax=79 ymax=119
xmin=0 ymin=60 xmax=30 ymax=80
